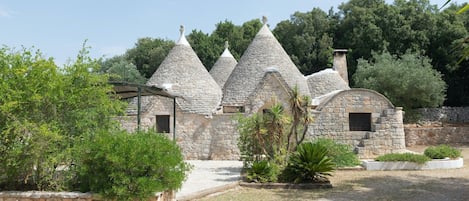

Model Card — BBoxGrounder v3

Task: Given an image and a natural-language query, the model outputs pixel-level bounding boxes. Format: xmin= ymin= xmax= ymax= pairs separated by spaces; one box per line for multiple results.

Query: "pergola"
xmin=110 ymin=81 xmax=179 ymax=141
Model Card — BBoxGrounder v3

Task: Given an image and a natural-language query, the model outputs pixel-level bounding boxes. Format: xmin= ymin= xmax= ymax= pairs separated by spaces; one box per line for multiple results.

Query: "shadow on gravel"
xmin=213 ymin=167 xmax=242 ymax=182
xmin=274 ymin=174 xmax=469 ymax=201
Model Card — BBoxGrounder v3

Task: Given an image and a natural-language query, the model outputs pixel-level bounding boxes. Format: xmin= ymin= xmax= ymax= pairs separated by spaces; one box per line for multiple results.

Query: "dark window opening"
xmin=349 ymin=113 xmax=371 ymax=131
xmin=156 ymin=115 xmax=170 ymax=133
xmin=223 ymin=106 xmax=245 ymax=113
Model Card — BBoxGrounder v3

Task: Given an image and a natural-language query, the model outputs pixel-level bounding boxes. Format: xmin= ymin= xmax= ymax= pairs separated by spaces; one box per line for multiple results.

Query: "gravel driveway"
xmin=199 ymin=146 xmax=469 ymax=201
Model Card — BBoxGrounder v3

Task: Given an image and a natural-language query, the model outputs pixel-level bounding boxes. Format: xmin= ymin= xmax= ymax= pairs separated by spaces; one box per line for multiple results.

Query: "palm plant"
xmin=282 ymin=142 xmax=335 ymax=183
xmin=287 ymin=86 xmax=313 ymax=152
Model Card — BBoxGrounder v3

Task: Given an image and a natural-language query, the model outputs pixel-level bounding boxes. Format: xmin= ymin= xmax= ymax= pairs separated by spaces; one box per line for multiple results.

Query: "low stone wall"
xmin=417 ymin=107 xmax=469 ymax=123
xmin=405 ymin=125 xmax=469 ymax=146
xmin=0 ymin=191 xmax=173 ymax=201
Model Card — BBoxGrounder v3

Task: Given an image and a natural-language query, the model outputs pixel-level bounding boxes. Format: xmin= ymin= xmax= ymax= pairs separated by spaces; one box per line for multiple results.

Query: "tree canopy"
xmin=101 ymin=0 xmax=469 ymax=106
xmin=353 ymin=50 xmax=447 ymax=111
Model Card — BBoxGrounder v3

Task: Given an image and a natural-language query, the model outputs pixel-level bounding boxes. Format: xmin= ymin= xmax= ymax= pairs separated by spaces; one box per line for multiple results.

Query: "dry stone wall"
xmin=416 ymin=107 xmax=469 ymax=123
xmin=405 ymin=126 xmax=469 ymax=146
xmin=0 ymin=191 xmax=172 ymax=201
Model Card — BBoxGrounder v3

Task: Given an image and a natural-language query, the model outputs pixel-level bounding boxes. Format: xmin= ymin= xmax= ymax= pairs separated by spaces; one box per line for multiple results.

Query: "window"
xmin=223 ymin=106 xmax=245 ymax=113
xmin=349 ymin=113 xmax=371 ymax=131
xmin=156 ymin=115 xmax=170 ymax=133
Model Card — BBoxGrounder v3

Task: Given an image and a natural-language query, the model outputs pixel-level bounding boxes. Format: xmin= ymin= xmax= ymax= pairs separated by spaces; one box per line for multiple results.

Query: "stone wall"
xmin=121 ymin=89 xmax=408 ymax=160
xmin=405 ymin=125 xmax=469 ymax=146
xmin=308 ymin=89 xmax=406 ymax=158
xmin=120 ymin=96 xmax=240 ymax=160
xmin=0 ymin=191 xmax=172 ymax=201
xmin=416 ymin=107 xmax=469 ymax=123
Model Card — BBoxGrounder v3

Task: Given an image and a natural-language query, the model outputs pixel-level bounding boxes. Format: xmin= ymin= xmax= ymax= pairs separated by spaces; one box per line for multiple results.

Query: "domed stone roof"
xmin=147 ymin=25 xmax=222 ymax=115
xmin=306 ymin=68 xmax=350 ymax=98
xmin=209 ymin=41 xmax=238 ymax=89
xmin=222 ymin=17 xmax=309 ymax=106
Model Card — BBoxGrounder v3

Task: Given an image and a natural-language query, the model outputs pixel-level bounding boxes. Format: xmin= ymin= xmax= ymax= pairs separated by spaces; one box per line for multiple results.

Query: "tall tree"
xmin=101 ymin=55 xmax=147 ymax=84
xmin=353 ymin=50 xmax=446 ymax=113
xmin=125 ymin=37 xmax=174 ymax=78
xmin=274 ymin=8 xmax=335 ymax=75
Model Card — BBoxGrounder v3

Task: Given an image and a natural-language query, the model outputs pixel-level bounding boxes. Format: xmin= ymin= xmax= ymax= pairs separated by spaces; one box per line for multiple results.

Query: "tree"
xmin=188 ymin=30 xmax=222 ymax=70
xmin=101 ymin=55 xmax=146 ymax=84
xmin=353 ymin=50 xmax=446 ymax=113
xmin=188 ymin=19 xmax=262 ymax=69
xmin=125 ymin=37 xmax=174 ymax=78
xmin=0 ymin=46 xmax=126 ymax=190
xmin=274 ymin=8 xmax=335 ymax=75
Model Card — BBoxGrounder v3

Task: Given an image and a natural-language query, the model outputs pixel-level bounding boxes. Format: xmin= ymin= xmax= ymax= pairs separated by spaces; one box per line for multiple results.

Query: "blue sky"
xmin=0 ymin=0 xmax=462 ymax=66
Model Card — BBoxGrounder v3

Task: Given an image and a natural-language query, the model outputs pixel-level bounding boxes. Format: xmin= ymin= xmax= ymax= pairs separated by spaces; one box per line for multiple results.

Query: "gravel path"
xmin=196 ymin=146 xmax=469 ymax=201
xmin=176 ymin=160 xmax=243 ymax=200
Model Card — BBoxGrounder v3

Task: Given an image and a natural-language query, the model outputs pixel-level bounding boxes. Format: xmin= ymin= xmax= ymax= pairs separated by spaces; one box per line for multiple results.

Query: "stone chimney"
xmin=333 ymin=49 xmax=349 ymax=85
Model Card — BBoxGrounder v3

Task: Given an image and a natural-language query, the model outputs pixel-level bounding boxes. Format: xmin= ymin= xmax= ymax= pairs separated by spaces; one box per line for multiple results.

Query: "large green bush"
xmin=311 ymin=138 xmax=361 ymax=168
xmin=0 ymin=46 xmax=125 ymax=191
xmin=424 ymin=145 xmax=461 ymax=159
xmin=75 ymin=129 xmax=190 ymax=201
xmin=281 ymin=142 xmax=335 ymax=183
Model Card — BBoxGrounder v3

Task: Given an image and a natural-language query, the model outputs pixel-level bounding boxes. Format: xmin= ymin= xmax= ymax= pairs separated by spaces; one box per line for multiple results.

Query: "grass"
xmin=375 ymin=153 xmax=431 ymax=164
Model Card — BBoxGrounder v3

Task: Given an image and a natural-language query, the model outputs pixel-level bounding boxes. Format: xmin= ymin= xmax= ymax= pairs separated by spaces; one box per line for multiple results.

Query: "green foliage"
xmin=424 ymin=144 xmax=461 ymax=159
xmin=375 ymin=153 xmax=431 ymax=165
xmin=0 ymin=46 xmax=126 ymax=191
xmin=100 ymin=55 xmax=147 ymax=84
xmin=125 ymin=37 xmax=175 ymax=78
xmin=353 ymin=51 xmax=447 ymax=114
xmin=237 ymin=103 xmax=289 ymax=167
xmin=75 ymin=129 xmax=190 ymax=201
xmin=189 ymin=19 xmax=262 ymax=69
xmin=311 ymin=138 xmax=361 ymax=168
xmin=274 ymin=8 xmax=335 ymax=75
xmin=281 ymin=142 xmax=335 ymax=183
xmin=246 ymin=160 xmax=279 ymax=183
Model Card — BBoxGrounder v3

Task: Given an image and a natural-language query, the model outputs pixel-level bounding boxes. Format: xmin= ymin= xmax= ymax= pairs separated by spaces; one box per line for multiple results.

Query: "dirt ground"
xmin=198 ymin=146 xmax=469 ymax=201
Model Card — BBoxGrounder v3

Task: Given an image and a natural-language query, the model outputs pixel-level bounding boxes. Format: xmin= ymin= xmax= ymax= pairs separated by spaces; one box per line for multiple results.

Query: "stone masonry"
xmin=309 ymin=89 xmax=406 ymax=158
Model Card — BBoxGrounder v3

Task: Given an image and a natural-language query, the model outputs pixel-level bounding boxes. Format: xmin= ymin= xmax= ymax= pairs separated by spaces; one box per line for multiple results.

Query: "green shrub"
xmin=75 ymin=129 xmax=190 ymax=201
xmin=375 ymin=153 xmax=431 ymax=165
xmin=311 ymin=138 xmax=361 ymax=168
xmin=281 ymin=142 xmax=335 ymax=183
xmin=424 ymin=145 xmax=461 ymax=159
xmin=246 ymin=160 xmax=279 ymax=183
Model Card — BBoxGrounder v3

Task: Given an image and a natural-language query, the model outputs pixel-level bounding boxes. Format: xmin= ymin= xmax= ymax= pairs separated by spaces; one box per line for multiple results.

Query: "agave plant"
xmin=283 ymin=142 xmax=335 ymax=183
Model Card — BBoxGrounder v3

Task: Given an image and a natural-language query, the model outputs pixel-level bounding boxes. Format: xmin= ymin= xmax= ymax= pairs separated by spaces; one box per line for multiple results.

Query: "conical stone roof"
xmin=222 ymin=18 xmax=309 ymax=106
xmin=209 ymin=41 xmax=238 ymax=88
xmin=147 ymin=25 xmax=222 ymax=115
xmin=306 ymin=68 xmax=350 ymax=98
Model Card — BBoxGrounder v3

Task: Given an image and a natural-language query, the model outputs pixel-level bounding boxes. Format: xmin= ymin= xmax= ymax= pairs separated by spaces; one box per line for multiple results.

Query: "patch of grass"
xmin=424 ymin=145 xmax=461 ymax=159
xmin=375 ymin=153 xmax=431 ymax=165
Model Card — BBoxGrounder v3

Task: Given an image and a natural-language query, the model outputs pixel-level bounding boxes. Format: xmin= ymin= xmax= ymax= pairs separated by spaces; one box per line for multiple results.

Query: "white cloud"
xmin=0 ymin=5 xmax=14 ymax=18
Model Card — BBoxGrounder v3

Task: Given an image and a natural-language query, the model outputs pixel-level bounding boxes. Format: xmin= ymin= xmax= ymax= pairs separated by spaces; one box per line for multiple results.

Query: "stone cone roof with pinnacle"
xmin=306 ymin=68 xmax=350 ymax=98
xmin=147 ymin=25 xmax=222 ymax=115
xmin=222 ymin=17 xmax=309 ymax=106
xmin=209 ymin=41 xmax=238 ymax=89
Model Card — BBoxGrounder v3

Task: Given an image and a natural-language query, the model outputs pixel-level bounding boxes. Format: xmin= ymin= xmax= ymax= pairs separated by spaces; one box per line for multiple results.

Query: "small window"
xmin=156 ymin=115 xmax=170 ymax=133
xmin=223 ymin=106 xmax=245 ymax=113
xmin=349 ymin=113 xmax=371 ymax=131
